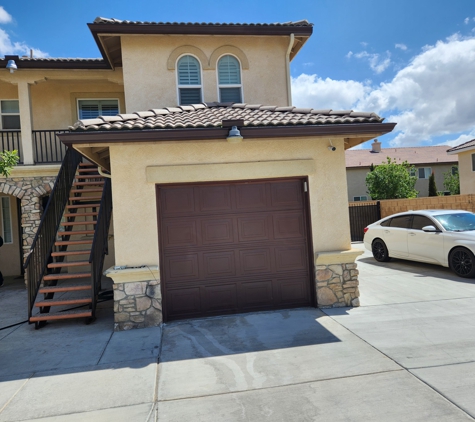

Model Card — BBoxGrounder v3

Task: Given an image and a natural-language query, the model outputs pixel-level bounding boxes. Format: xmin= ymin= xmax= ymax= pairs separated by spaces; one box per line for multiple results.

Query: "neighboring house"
xmin=447 ymin=140 xmax=475 ymax=194
xmin=1 ymin=17 xmax=395 ymax=330
xmin=346 ymin=140 xmax=458 ymax=201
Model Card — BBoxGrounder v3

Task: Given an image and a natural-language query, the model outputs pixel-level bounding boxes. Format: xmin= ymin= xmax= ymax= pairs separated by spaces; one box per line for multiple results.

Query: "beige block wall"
xmin=121 ymin=35 xmax=289 ymax=113
xmin=458 ymin=151 xmax=475 ymax=194
xmin=0 ymin=194 xmax=21 ymax=277
xmin=109 ymin=136 xmax=351 ymax=267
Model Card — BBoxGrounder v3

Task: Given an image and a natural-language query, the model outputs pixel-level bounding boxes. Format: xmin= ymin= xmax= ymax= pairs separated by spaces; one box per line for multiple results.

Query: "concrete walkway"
xmin=1 ymin=245 xmax=475 ymax=421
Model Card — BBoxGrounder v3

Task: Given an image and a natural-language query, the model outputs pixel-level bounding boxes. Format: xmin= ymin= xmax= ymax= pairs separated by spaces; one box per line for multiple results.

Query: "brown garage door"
xmin=157 ymin=178 xmax=314 ymax=321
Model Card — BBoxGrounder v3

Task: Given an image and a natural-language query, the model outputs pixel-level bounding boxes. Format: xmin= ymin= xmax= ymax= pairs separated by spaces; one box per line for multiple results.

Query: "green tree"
xmin=365 ymin=157 xmax=418 ymax=200
xmin=0 ymin=150 xmax=19 ymax=177
xmin=428 ymin=171 xmax=438 ymax=196
xmin=443 ymin=165 xmax=460 ymax=195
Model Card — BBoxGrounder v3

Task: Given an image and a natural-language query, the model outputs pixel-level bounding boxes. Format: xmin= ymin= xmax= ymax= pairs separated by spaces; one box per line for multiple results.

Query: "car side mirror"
xmin=422 ymin=225 xmax=439 ymax=232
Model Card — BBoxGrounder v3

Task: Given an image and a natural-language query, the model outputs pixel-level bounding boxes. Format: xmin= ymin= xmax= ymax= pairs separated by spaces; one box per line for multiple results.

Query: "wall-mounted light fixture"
xmin=226 ymin=126 xmax=243 ymax=143
xmin=6 ymin=60 xmax=17 ymax=73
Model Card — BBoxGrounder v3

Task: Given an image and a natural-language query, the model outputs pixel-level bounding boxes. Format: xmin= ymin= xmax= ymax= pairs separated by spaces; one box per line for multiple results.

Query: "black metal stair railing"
xmin=25 ymin=148 xmax=82 ymax=319
xmin=89 ymin=177 xmax=112 ymax=318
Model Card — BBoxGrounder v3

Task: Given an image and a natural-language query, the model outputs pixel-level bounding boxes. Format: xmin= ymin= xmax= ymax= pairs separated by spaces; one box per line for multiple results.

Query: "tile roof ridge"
xmin=447 ymin=139 xmax=475 ymax=151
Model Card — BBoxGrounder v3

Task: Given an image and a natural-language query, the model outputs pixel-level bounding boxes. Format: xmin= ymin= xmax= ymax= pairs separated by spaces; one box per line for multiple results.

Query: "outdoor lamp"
xmin=6 ymin=60 xmax=17 ymax=73
xmin=226 ymin=126 xmax=243 ymax=143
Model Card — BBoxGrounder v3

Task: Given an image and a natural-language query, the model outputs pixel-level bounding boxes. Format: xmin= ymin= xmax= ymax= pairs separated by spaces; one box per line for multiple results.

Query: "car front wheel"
xmin=372 ymin=239 xmax=391 ymax=262
xmin=449 ymin=247 xmax=475 ymax=278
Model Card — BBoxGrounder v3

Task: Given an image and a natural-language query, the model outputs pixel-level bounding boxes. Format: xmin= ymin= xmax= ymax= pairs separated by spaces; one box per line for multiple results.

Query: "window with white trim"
xmin=1 ymin=197 xmax=12 ymax=243
xmin=218 ymin=55 xmax=242 ymax=103
xmin=353 ymin=196 xmax=368 ymax=201
xmin=177 ymin=55 xmax=202 ymax=105
xmin=0 ymin=100 xmax=20 ymax=130
xmin=411 ymin=167 xmax=432 ymax=179
xmin=77 ymin=99 xmax=119 ymax=120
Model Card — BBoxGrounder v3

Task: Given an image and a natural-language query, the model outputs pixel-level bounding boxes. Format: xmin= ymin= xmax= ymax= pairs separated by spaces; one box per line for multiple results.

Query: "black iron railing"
xmin=89 ymin=177 xmax=112 ymax=318
xmin=0 ymin=131 xmax=23 ymax=164
xmin=33 ymin=130 xmax=69 ymax=164
xmin=24 ymin=148 xmax=82 ymax=319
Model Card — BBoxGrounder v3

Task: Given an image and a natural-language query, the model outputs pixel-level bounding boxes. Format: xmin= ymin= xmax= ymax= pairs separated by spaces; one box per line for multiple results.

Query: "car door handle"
xmin=384 ymin=230 xmax=390 ymax=234
xmin=409 ymin=232 xmax=416 ymax=236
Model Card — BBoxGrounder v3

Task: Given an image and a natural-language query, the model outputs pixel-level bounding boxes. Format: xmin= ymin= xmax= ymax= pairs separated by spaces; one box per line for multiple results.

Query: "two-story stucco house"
xmin=447 ymin=140 xmax=475 ymax=194
xmin=0 ymin=17 xmax=395 ymax=330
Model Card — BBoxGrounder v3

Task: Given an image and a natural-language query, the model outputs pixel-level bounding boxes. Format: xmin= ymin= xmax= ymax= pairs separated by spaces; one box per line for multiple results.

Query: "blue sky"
xmin=1 ymin=0 xmax=475 ymax=149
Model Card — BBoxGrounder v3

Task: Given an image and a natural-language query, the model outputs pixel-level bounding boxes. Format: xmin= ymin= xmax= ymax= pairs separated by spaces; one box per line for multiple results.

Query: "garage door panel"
xmin=275 ymin=245 xmax=308 ymax=272
xmin=204 ymin=284 xmax=238 ymax=312
xmin=201 ymin=218 xmax=235 ymax=245
xmin=167 ymin=287 xmax=201 ymax=317
xmin=276 ymin=278 xmax=310 ymax=305
xmin=198 ymin=185 xmax=232 ymax=212
xmin=271 ymin=181 xmax=303 ymax=208
xmin=273 ymin=212 xmax=305 ymax=239
xmin=161 ymin=187 xmax=195 ymax=216
xmin=163 ymin=254 xmax=200 ymax=282
xmin=241 ymin=280 xmax=274 ymax=308
xmin=162 ymin=220 xmax=198 ymax=248
xmin=203 ymin=251 xmax=236 ymax=277
xmin=240 ymin=249 xmax=272 ymax=274
xmin=237 ymin=215 xmax=270 ymax=242
xmin=235 ymin=183 xmax=267 ymax=210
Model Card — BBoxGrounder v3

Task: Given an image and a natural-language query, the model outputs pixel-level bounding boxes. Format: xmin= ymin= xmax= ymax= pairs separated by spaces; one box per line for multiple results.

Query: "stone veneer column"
xmin=315 ymin=249 xmax=363 ymax=308
xmin=105 ymin=266 xmax=162 ymax=331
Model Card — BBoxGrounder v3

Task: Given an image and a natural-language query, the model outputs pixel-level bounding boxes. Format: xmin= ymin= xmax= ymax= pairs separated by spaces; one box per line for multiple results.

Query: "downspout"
xmin=286 ymin=33 xmax=295 ymax=106
xmin=98 ymin=166 xmax=111 ymax=179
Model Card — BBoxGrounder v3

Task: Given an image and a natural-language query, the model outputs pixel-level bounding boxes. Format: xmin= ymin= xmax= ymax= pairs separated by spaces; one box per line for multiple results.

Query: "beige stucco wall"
xmin=121 ymin=35 xmax=290 ymax=113
xmin=458 ymin=151 xmax=475 ymax=194
xmin=346 ymin=163 xmax=457 ymax=201
xmin=109 ymin=136 xmax=351 ymax=268
xmin=0 ymin=194 xmax=21 ymax=277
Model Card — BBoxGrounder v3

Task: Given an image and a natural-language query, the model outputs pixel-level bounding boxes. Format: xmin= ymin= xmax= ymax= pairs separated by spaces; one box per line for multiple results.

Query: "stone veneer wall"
xmin=315 ymin=263 xmax=360 ymax=308
xmin=113 ymin=279 xmax=163 ymax=331
xmin=0 ymin=176 xmax=55 ymax=257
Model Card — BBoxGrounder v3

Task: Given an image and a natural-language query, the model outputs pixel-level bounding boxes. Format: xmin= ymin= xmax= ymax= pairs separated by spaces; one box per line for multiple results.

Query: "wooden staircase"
xmin=29 ymin=163 xmax=106 ymax=328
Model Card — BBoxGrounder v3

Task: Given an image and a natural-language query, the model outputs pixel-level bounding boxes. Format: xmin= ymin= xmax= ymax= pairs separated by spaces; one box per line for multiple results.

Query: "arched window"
xmin=177 ymin=55 xmax=202 ymax=105
xmin=218 ymin=55 xmax=242 ymax=103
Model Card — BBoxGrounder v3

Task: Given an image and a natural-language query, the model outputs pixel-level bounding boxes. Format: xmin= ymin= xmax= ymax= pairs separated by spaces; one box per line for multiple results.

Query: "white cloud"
xmin=292 ymin=34 xmax=475 ymax=148
xmin=395 ymin=43 xmax=407 ymax=50
xmin=349 ymin=50 xmax=391 ymax=74
xmin=0 ymin=28 xmax=48 ymax=57
xmin=291 ymin=74 xmax=370 ymax=110
xmin=360 ymin=41 xmax=368 ymax=47
xmin=0 ymin=6 xmax=11 ymax=24
xmin=441 ymin=130 xmax=475 ymax=147
xmin=465 ymin=17 xmax=470 ymax=24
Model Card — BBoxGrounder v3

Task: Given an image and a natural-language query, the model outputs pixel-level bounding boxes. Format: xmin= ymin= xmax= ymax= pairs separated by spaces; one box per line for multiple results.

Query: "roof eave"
xmin=59 ymin=122 xmax=396 ymax=145
xmin=447 ymin=145 xmax=475 ymax=155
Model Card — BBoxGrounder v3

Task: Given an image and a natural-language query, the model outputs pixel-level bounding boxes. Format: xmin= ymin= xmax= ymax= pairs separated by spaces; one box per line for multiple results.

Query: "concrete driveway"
xmin=1 ymin=244 xmax=475 ymax=421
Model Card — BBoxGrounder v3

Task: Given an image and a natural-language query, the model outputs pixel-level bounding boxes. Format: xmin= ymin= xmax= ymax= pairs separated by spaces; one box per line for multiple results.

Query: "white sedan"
xmin=363 ymin=209 xmax=475 ymax=278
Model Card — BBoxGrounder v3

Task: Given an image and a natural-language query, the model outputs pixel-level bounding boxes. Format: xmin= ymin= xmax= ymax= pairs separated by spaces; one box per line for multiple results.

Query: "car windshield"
xmin=433 ymin=212 xmax=475 ymax=232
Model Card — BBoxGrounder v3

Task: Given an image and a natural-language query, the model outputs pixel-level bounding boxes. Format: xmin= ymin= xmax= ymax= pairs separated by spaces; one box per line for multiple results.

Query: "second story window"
xmin=0 ymin=100 xmax=20 ymax=130
xmin=410 ymin=167 xmax=431 ymax=179
xmin=78 ymin=99 xmax=119 ymax=120
xmin=177 ymin=55 xmax=202 ymax=105
xmin=218 ymin=55 xmax=242 ymax=103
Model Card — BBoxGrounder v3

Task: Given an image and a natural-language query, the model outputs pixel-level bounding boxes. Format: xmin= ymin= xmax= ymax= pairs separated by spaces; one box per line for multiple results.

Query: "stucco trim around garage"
xmin=146 ymin=159 xmax=316 ymax=184
xmin=315 ymin=249 xmax=363 ymax=265
xmin=104 ymin=265 xmax=159 ymax=283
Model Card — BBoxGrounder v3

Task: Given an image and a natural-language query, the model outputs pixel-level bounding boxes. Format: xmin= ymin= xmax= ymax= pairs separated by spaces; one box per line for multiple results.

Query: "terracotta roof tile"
xmin=70 ymin=103 xmax=386 ymax=132
xmin=346 ymin=145 xmax=457 ymax=168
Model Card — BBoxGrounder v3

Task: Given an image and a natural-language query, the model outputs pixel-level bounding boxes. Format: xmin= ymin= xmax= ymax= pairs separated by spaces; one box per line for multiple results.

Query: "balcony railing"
xmin=0 ymin=129 xmax=70 ymax=165
xmin=0 ymin=131 xmax=23 ymax=164
xmin=33 ymin=130 xmax=70 ymax=164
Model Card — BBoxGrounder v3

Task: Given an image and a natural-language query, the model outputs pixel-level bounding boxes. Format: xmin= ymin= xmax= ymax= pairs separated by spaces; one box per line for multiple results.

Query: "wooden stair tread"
xmin=79 ymin=163 xmax=96 ymax=167
xmin=69 ymin=196 xmax=102 ymax=201
xmin=59 ymin=230 xmax=95 ymax=236
xmin=55 ymin=239 xmax=93 ymax=246
xmin=35 ymin=296 xmax=92 ymax=307
xmin=73 ymin=182 xmax=105 ymax=188
xmin=78 ymin=168 xmax=100 ymax=173
xmin=51 ymin=250 xmax=90 ymax=257
xmin=44 ymin=272 xmax=92 ymax=281
xmin=61 ymin=221 xmax=97 ymax=226
xmin=75 ymin=175 xmax=103 ymax=180
xmin=39 ymin=283 xmax=91 ymax=293
xmin=70 ymin=188 xmax=103 ymax=193
xmin=64 ymin=213 xmax=99 ymax=218
xmin=66 ymin=204 xmax=100 ymax=209
xmin=30 ymin=309 xmax=92 ymax=322
xmin=48 ymin=261 xmax=90 ymax=268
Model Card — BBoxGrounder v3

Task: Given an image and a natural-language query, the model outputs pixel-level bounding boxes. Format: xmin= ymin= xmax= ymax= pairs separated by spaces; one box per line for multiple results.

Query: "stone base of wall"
xmin=316 ymin=263 xmax=360 ymax=308
xmin=113 ymin=280 xmax=162 ymax=331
